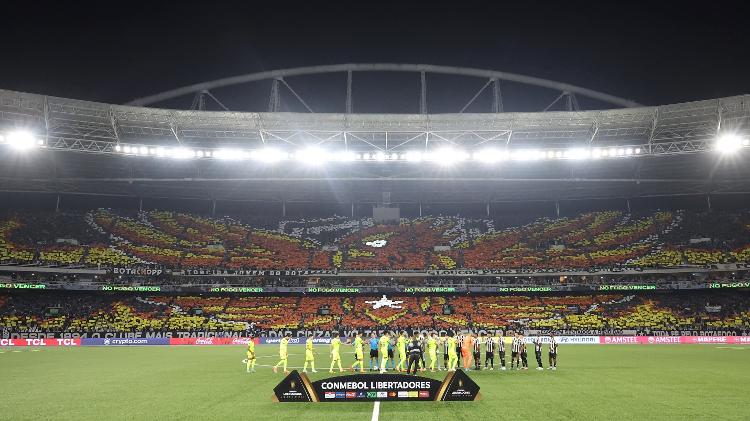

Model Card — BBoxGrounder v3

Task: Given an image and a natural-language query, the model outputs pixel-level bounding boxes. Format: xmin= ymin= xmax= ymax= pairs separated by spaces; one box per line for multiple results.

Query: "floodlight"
xmin=592 ymin=148 xmax=602 ymax=158
xmin=215 ymin=149 xmax=248 ymax=160
xmin=475 ymin=148 xmax=506 ymax=163
xmin=634 ymin=148 xmax=641 ymax=154
xmin=511 ymin=149 xmax=543 ymax=161
xmin=374 ymin=151 xmax=386 ymax=162
xmin=339 ymin=151 xmax=357 ymax=162
xmin=715 ymin=133 xmax=743 ymax=154
xmin=170 ymin=147 xmax=194 ymax=159
xmin=404 ymin=151 xmax=423 ymax=162
xmin=6 ymin=130 xmax=37 ymax=150
xmin=155 ymin=147 xmax=166 ymax=157
xmin=567 ymin=148 xmax=591 ymax=160
xmin=428 ymin=148 xmax=467 ymax=165
xmin=115 ymin=145 xmax=122 ymax=152
xmin=625 ymin=148 xmax=634 ymax=155
xmin=297 ymin=147 xmax=329 ymax=164
xmin=251 ymin=148 xmax=286 ymax=162
xmin=139 ymin=146 xmax=148 ymax=155
xmin=123 ymin=146 xmax=132 ymax=154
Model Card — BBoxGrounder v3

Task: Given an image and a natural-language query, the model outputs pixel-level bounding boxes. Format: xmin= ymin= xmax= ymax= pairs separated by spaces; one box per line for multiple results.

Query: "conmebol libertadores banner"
xmin=273 ymin=370 xmax=480 ymax=402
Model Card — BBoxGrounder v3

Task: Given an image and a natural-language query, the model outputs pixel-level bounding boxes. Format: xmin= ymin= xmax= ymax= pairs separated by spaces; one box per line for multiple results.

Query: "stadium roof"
xmin=0 ymin=65 xmax=749 ymax=205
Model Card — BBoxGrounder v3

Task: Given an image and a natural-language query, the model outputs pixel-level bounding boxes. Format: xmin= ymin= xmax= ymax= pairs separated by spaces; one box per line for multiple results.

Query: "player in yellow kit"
xmin=378 ymin=332 xmax=391 ymax=373
xmin=447 ymin=332 xmax=459 ymax=371
xmin=329 ymin=332 xmax=344 ymax=373
xmin=396 ymin=331 xmax=408 ymax=372
xmin=272 ymin=333 xmax=291 ymax=374
xmin=245 ymin=334 xmax=257 ymax=373
xmin=427 ymin=332 xmax=438 ymax=372
xmin=302 ymin=336 xmax=318 ymax=373
xmin=350 ymin=332 xmax=365 ymax=372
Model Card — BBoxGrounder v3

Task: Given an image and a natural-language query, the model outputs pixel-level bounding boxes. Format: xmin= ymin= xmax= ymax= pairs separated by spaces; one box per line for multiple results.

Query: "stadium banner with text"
xmin=179 ymin=269 xmax=338 ymax=277
xmin=553 ymin=336 xmax=600 ymax=344
xmin=260 ymin=337 xmax=335 ymax=345
xmin=5 ymin=329 xmax=749 ymax=340
xmin=170 ymin=337 xmax=253 ymax=346
xmin=170 ymin=337 xmax=332 ymax=345
xmin=708 ymin=282 xmax=750 ymax=289
xmin=0 ymin=283 xmax=47 ymax=289
xmin=3 ymin=281 xmax=749 ymax=294
xmin=0 ymin=338 xmax=80 ymax=347
xmin=81 ymin=338 xmax=171 ymax=346
xmin=273 ymin=370 xmax=479 ymax=402
xmin=599 ymin=336 xmax=750 ymax=344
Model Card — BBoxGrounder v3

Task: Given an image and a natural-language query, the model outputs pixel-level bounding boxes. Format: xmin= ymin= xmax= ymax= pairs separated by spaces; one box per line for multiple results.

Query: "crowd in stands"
xmin=0 ymin=209 xmax=749 ymax=272
xmin=2 ymin=290 xmax=748 ymax=334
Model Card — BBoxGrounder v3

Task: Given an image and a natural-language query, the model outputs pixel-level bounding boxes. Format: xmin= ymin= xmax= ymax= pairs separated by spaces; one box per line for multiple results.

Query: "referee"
xmin=407 ymin=334 xmax=423 ymax=375
xmin=473 ymin=333 xmax=482 ymax=370
xmin=369 ymin=332 xmax=379 ymax=371
xmin=484 ymin=333 xmax=495 ymax=370
xmin=533 ymin=337 xmax=544 ymax=370
xmin=387 ymin=334 xmax=395 ymax=371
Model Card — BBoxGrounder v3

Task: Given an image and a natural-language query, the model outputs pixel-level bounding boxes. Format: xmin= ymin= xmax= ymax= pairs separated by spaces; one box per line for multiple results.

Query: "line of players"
xmin=246 ymin=330 xmax=558 ymax=374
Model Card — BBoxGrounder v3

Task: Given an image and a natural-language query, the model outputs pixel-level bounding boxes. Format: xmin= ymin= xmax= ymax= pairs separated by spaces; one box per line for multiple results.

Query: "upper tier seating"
xmin=0 ymin=209 xmax=748 ymax=271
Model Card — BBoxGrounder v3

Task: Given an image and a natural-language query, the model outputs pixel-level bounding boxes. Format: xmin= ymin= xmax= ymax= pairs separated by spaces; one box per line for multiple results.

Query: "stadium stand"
xmin=0 ymin=209 xmax=749 ymax=271
xmin=2 ymin=291 xmax=748 ymax=333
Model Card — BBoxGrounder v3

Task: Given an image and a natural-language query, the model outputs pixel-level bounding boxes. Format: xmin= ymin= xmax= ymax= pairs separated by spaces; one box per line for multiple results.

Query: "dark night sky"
xmin=2 ymin=1 xmax=748 ymax=112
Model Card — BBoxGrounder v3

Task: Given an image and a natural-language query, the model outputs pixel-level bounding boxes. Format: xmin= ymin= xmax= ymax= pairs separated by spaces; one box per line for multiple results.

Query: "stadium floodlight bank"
xmin=0 ymin=86 xmax=749 ymax=163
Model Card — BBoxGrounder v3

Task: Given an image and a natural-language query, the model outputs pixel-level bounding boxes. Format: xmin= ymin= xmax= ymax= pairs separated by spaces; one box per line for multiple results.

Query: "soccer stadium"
xmin=2 ymin=8 xmax=750 ymax=419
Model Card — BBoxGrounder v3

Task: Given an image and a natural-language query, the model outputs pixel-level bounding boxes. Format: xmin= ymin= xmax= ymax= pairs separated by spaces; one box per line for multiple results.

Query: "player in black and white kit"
xmin=520 ymin=334 xmax=528 ymax=370
xmin=473 ymin=333 xmax=482 ymax=370
xmin=533 ymin=337 xmax=544 ymax=370
xmin=511 ymin=333 xmax=522 ymax=370
xmin=498 ymin=334 xmax=506 ymax=370
xmin=548 ymin=335 xmax=558 ymax=371
xmin=456 ymin=333 xmax=464 ymax=367
xmin=484 ymin=334 xmax=495 ymax=370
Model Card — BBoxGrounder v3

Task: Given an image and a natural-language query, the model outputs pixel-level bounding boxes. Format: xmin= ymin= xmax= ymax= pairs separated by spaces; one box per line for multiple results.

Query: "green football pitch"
xmin=1 ymin=344 xmax=748 ymax=420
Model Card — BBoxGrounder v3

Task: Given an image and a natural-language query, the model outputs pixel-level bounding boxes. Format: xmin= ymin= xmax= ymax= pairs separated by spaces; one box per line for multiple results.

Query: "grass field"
xmin=1 ymin=344 xmax=748 ymax=420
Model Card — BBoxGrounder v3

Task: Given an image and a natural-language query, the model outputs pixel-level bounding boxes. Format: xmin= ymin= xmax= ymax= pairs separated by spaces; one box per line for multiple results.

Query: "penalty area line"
xmin=371 ymin=401 xmax=380 ymax=421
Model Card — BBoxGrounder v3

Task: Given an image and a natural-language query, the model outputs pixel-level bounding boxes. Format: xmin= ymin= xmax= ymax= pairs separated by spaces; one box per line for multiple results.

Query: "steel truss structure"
xmin=125 ymin=63 xmax=644 ymax=111
xmin=0 ymin=70 xmax=749 ymax=204
xmin=1 ymin=88 xmax=748 ymax=156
